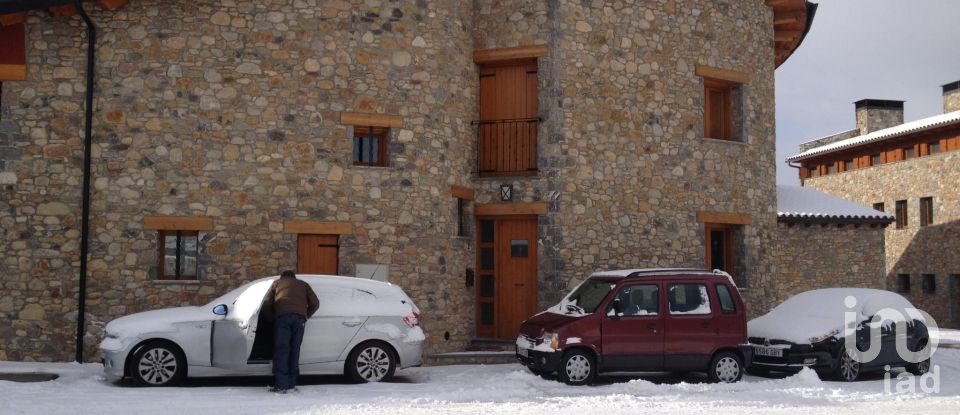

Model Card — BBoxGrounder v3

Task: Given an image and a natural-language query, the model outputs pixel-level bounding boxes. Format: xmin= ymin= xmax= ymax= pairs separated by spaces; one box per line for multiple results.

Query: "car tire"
xmin=834 ymin=348 xmax=860 ymax=382
xmin=558 ymin=349 xmax=596 ymax=386
xmin=130 ymin=340 xmax=186 ymax=387
xmin=346 ymin=341 xmax=397 ymax=383
xmin=708 ymin=351 xmax=744 ymax=383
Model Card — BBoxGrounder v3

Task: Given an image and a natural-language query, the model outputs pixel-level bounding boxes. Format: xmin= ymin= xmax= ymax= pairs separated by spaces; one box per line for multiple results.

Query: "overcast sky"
xmin=774 ymin=0 xmax=960 ymax=184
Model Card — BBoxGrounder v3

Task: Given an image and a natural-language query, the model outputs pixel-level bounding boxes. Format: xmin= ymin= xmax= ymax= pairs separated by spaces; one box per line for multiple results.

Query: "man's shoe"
xmin=267 ymin=386 xmax=286 ymax=394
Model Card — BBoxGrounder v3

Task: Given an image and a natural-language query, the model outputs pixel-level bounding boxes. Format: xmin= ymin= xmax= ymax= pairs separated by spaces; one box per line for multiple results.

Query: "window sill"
xmin=703 ymin=137 xmax=746 ymax=145
xmin=151 ymin=279 xmax=207 ymax=285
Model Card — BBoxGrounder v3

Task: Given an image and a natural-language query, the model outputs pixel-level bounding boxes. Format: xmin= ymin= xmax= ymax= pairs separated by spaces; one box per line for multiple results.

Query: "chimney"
xmin=944 ymin=81 xmax=960 ymax=114
xmin=855 ymin=99 xmax=904 ymax=135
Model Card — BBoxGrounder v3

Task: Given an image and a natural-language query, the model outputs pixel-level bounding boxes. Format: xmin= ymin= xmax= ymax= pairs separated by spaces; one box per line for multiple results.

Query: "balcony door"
xmin=478 ymin=61 xmax=538 ymax=176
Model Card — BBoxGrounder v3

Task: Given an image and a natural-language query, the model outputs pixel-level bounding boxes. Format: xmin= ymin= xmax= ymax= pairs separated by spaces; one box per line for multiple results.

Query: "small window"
xmin=353 ymin=126 xmax=388 ymax=166
xmin=920 ymin=197 xmax=933 ymax=227
xmin=897 ymin=274 xmax=911 ymax=293
xmin=703 ymin=78 xmax=737 ymax=141
xmin=929 ymin=142 xmax=941 ymax=154
xmin=872 ymin=202 xmax=884 ymax=212
xmin=843 ymin=160 xmax=854 ymax=171
xmin=159 ymin=230 xmax=199 ymax=280
xmin=895 ymin=200 xmax=908 ymax=229
xmin=922 ymin=274 xmax=936 ymax=294
xmin=810 ymin=166 xmax=820 ymax=177
xmin=903 ymin=147 xmax=915 ymax=160
xmin=609 ymin=284 xmax=659 ymax=317
xmin=715 ymin=284 xmax=736 ymax=314
xmin=826 ymin=164 xmax=836 ymax=174
xmin=668 ymin=283 xmax=711 ymax=315
xmin=870 ymin=154 xmax=881 ymax=166
xmin=510 ymin=240 xmax=529 ymax=258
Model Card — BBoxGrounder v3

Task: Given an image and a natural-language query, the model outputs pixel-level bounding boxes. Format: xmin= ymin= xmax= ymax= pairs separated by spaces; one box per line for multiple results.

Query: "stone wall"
xmin=945 ymin=86 xmax=960 ymax=114
xmin=769 ymin=221 xmax=887 ymax=307
xmin=805 ymin=149 xmax=960 ymax=328
xmin=855 ymin=104 xmax=903 ymax=135
xmin=2 ymin=0 xmax=784 ymax=361
xmin=798 ymin=129 xmax=858 ymax=153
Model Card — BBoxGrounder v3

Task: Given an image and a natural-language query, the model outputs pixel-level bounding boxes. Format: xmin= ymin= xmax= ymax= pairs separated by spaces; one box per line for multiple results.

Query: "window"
xmin=668 ymin=284 xmax=711 ymax=315
xmin=895 ymin=200 xmax=908 ymax=229
xmin=929 ymin=142 xmax=941 ymax=154
xmin=870 ymin=154 xmax=881 ymax=166
xmin=353 ymin=126 xmax=388 ymax=166
xmin=826 ymin=164 xmax=836 ymax=174
xmin=903 ymin=146 xmax=915 ymax=159
xmin=609 ymin=284 xmax=659 ymax=317
xmin=843 ymin=160 xmax=854 ymax=171
xmin=897 ymin=274 xmax=911 ymax=293
xmin=872 ymin=202 xmax=885 ymax=213
xmin=159 ymin=230 xmax=198 ymax=280
xmin=920 ymin=197 xmax=933 ymax=227
xmin=810 ymin=165 xmax=820 ymax=177
xmin=715 ymin=284 xmax=736 ymax=314
xmin=922 ymin=274 xmax=936 ymax=294
xmin=703 ymin=78 xmax=735 ymax=140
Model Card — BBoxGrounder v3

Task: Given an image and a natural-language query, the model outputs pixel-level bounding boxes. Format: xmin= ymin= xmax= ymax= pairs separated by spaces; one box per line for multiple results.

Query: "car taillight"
xmin=403 ymin=311 xmax=420 ymax=328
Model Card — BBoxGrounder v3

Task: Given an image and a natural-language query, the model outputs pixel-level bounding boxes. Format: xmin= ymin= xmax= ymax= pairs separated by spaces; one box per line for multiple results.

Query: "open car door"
xmin=211 ymin=279 xmax=275 ymax=368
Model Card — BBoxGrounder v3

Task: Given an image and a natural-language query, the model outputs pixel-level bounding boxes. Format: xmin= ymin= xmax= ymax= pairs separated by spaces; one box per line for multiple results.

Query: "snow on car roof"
xmin=589 ymin=268 xmax=717 ymax=278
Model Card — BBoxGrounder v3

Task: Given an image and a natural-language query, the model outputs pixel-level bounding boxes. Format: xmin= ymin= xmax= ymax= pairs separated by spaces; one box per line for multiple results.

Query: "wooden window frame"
xmin=870 ymin=153 xmax=881 ymax=166
xmin=895 ymin=200 xmax=908 ymax=229
xmin=919 ymin=197 xmax=933 ymax=227
xmin=158 ymin=230 xmax=199 ymax=280
xmin=872 ymin=202 xmax=885 ymax=213
xmin=842 ymin=159 xmax=854 ymax=172
xmin=703 ymin=78 xmax=735 ymax=141
xmin=353 ymin=126 xmax=388 ymax=167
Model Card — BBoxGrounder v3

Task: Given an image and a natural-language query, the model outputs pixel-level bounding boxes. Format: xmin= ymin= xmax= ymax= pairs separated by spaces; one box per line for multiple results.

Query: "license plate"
xmin=518 ymin=347 xmax=529 ymax=358
xmin=754 ymin=346 xmax=783 ymax=358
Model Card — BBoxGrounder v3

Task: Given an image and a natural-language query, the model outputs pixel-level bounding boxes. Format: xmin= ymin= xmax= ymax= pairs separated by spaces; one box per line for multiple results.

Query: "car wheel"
xmin=130 ymin=340 xmax=186 ymax=387
xmin=906 ymin=358 xmax=931 ymax=376
xmin=346 ymin=341 xmax=396 ymax=383
xmin=558 ymin=349 xmax=596 ymax=386
xmin=834 ymin=348 xmax=860 ymax=382
xmin=708 ymin=351 xmax=744 ymax=383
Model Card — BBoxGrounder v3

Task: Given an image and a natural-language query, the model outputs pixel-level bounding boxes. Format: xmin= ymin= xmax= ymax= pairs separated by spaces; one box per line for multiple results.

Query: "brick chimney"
xmin=855 ymin=99 xmax=904 ymax=135
xmin=944 ymin=81 xmax=960 ymax=114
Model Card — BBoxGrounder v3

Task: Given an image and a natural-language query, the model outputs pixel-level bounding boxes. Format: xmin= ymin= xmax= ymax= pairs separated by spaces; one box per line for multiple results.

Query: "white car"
xmin=100 ymin=275 xmax=424 ymax=386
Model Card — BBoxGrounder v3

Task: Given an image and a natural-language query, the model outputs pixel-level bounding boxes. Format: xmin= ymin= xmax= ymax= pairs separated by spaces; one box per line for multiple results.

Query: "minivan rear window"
xmin=563 ymin=279 xmax=615 ymax=314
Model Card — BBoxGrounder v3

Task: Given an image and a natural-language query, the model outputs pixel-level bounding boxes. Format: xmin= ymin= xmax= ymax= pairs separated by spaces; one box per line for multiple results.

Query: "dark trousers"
xmin=273 ymin=313 xmax=306 ymax=390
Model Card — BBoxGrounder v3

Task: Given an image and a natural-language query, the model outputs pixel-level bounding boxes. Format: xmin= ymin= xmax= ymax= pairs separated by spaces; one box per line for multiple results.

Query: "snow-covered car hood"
xmin=104 ymin=306 xmax=210 ymax=337
xmin=748 ymin=288 xmax=921 ymax=344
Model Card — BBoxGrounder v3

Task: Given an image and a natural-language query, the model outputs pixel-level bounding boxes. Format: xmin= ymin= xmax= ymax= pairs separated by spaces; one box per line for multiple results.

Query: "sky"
xmin=774 ymin=0 xmax=960 ymax=185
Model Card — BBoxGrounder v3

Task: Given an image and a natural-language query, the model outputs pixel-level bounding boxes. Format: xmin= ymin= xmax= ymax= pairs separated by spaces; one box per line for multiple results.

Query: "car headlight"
xmin=541 ymin=332 xmax=559 ymax=350
xmin=808 ymin=328 xmax=840 ymax=344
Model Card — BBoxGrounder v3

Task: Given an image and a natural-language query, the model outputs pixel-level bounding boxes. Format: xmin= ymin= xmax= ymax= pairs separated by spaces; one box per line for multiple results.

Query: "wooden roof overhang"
xmin=768 ymin=0 xmax=818 ymax=68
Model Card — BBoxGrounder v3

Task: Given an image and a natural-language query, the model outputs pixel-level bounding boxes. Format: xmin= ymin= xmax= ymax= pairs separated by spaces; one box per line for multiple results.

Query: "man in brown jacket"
xmin=261 ymin=270 xmax=319 ymax=393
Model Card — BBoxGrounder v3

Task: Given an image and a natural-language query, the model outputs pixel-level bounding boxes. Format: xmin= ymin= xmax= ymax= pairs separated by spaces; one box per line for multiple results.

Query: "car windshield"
xmin=552 ymin=278 xmax=615 ymax=315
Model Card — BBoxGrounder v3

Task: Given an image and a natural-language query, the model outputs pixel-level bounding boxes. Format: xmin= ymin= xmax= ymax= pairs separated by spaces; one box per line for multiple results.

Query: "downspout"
xmin=786 ymin=160 xmax=803 ymax=186
xmin=74 ymin=0 xmax=96 ymax=363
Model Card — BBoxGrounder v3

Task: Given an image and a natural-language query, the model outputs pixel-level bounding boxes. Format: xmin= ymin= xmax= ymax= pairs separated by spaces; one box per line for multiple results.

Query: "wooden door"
xmin=297 ymin=234 xmax=338 ymax=275
xmin=478 ymin=62 xmax=538 ymax=175
xmin=476 ymin=217 xmax=538 ymax=339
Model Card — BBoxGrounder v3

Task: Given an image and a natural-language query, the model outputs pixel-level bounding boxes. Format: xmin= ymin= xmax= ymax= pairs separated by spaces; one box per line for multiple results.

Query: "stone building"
xmin=788 ymin=81 xmax=960 ymax=328
xmin=0 ymin=0 xmax=815 ymax=361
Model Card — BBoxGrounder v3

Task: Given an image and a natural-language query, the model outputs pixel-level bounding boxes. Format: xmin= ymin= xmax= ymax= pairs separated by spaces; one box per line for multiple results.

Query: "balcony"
xmin=473 ymin=117 xmax=540 ymax=177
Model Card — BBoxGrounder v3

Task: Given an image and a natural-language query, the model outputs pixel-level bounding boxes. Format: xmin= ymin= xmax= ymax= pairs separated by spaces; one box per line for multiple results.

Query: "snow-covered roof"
xmin=787 ymin=110 xmax=960 ymax=162
xmin=777 ymin=185 xmax=894 ymax=223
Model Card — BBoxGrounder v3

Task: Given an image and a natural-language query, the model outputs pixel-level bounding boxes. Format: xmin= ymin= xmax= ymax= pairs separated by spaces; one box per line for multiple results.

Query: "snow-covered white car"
xmin=747 ymin=288 xmax=930 ymax=381
xmin=100 ymin=275 xmax=424 ymax=386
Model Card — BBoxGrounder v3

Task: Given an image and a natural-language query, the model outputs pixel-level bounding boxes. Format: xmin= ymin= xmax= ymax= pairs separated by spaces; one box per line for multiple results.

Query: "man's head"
xmin=280 ymin=270 xmax=296 ymax=279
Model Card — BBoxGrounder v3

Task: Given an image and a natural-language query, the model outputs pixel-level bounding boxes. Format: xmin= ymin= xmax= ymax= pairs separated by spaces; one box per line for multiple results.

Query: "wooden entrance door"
xmin=476 ymin=217 xmax=538 ymax=339
xmin=297 ymin=234 xmax=338 ymax=275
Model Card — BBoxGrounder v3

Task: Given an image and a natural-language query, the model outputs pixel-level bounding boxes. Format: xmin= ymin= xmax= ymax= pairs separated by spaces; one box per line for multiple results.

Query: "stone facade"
xmin=854 ymin=100 xmax=904 ymax=135
xmin=1 ymin=0 xmax=790 ymax=361
xmin=769 ymin=221 xmax=887 ymax=305
xmin=945 ymin=82 xmax=960 ymax=114
xmin=804 ymin=149 xmax=960 ymax=329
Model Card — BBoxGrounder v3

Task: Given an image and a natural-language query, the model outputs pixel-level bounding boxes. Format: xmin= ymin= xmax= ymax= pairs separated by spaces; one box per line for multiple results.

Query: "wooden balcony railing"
xmin=472 ymin=117 xmax=540 ymax=177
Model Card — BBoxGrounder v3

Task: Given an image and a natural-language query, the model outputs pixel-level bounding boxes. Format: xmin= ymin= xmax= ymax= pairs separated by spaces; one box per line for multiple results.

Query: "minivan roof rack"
xmin=590 ymin=268 xmax=718 ymax=278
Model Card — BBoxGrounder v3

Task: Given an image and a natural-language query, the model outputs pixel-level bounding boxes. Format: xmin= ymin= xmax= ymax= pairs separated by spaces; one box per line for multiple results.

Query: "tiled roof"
xmin=787 ymin=110 xmax=960 ymax=162
xmin=777 ymin=185 xmax=893 ymax=223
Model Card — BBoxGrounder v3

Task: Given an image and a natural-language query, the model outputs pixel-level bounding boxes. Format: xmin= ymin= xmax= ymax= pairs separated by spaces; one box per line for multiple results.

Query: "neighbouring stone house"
xmin=788 ymin=81 xmax=960 ymax=329
xmin=0 ymin=0 xmax=816 ymax=362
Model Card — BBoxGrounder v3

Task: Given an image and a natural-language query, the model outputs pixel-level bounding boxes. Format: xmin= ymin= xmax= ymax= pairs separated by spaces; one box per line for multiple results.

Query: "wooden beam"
xmin=694 ymin=65 xmax=749 ymax=84
xmin=475 ymin=202 xmax=548 ymax=216
xmin=765 ymin=0 xmax=792 ymax=6
xmin=340 ymin=112 xmax=404 ymax=128
xmin=48 ymin=5 xmax=78 ymax=16
xmin=144 ymin=216 xmax=215 ymax=231
xmin=0 ymin=12 xmax=25 ymax=26
xmin=283 ymin=220 xmax=354 ymax=235
xmin=98 ymin=0 xmax=130 ymax=10
xmin=774 ymin=11 xmax=805 ymax=25
xmin=450 ymin=185 xmax=475 ymax=201
xmin=696 ymin=211 xmax=752 ymax=225
xmin=774 ymin=30 xmax=803 ymax=42
xmin=0 ymin=64 xmax=25 ymax=81
xmin=473 ymin=44 xmax=548 ymax=64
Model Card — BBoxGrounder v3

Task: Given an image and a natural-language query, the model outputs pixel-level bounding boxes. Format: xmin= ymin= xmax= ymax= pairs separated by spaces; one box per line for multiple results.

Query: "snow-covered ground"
xmin=2 ymin=347 xmax=959 ymax=415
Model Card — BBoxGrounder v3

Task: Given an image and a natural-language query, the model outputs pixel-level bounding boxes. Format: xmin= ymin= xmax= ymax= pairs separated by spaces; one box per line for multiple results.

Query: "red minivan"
xmin=516 ymin=268 xmax=752 ymax=385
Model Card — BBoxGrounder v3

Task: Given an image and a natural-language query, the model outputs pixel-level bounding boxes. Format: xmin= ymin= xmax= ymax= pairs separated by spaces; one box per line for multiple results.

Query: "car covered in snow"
xmin=516 ymin=268 xmax=751 ymax=385
xmin=100 ymin=275 xmax=424 ymax=386
xmin=747 ymin=288 xmax=931 ymax=381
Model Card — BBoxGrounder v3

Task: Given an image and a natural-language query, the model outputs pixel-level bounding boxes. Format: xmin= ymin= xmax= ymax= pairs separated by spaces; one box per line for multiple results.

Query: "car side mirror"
xmin=213 ymin=304 xmax=228 ymax=316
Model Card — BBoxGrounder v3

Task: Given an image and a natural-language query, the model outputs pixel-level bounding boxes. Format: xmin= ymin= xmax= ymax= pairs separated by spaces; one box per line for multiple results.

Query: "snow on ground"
xmin=2 ymin=349 xmax=960 ymax=415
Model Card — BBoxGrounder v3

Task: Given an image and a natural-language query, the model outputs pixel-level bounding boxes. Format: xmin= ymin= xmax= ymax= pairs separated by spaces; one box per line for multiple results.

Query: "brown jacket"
xmin=261 ymin=276 xmax=320 ymax=319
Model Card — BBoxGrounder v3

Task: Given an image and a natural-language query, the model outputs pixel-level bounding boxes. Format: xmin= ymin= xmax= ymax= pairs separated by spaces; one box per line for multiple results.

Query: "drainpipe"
xmin=74 ymin=0 xmax=96 ymax=364
xmin=786 ymin=160 xmax=803 ymax=187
